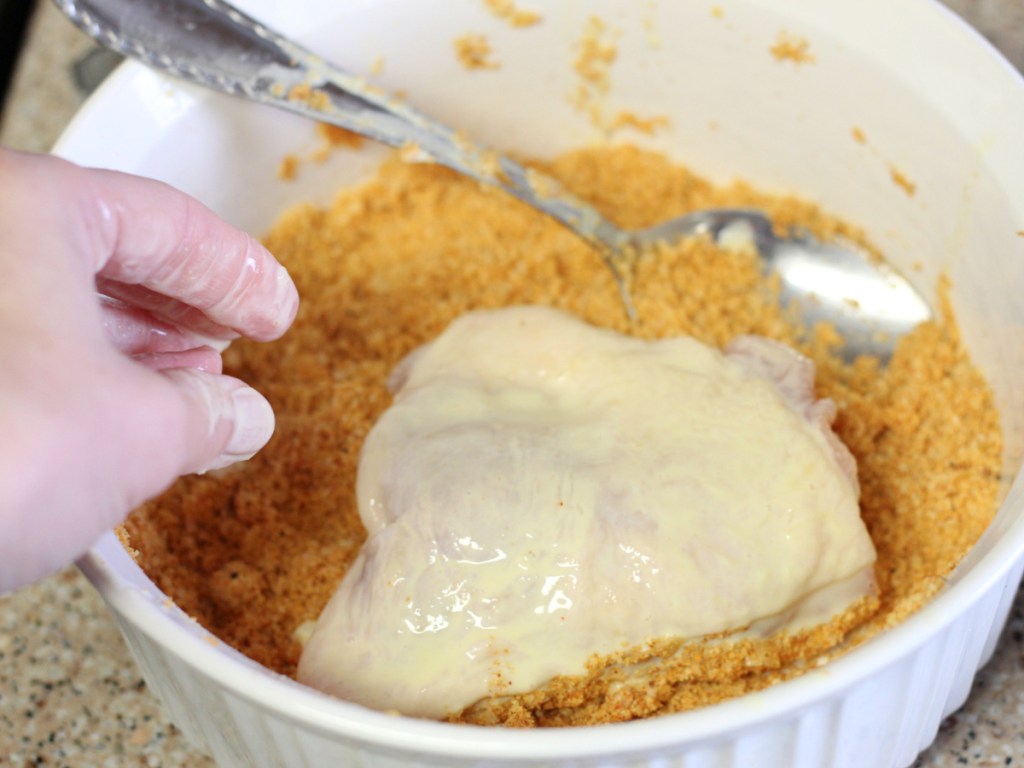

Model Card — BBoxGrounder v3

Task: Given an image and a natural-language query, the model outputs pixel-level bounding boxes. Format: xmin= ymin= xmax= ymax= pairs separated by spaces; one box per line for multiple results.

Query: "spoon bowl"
xmin=56 ymin=0 xmax=932 ymax=359
xmin=630 ymin=209 xmax=933 ymax=360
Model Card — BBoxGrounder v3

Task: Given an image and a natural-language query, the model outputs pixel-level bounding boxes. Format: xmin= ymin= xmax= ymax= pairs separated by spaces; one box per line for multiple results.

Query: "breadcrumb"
xmin=770 ymin=32 xmax=815 ymax=64
xmin=454 ymin=34 xmax=500 ymax=70
xmin=484 ymin=0 xmax=541 ymax=28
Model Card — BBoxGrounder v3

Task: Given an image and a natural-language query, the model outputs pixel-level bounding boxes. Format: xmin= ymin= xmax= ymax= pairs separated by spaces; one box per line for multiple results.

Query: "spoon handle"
xmin=53 ymin=0 xmax=628 ymax=261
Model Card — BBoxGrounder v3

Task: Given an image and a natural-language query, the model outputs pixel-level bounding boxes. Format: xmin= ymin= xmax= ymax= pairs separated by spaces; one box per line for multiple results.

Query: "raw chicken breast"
xmin=297 ymin=307 xmax=876 ymax=718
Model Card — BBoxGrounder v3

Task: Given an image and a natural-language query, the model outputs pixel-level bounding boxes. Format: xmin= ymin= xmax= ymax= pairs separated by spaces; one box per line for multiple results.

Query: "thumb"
xmin=0 ymin=366 xmax=276 ymax=593
xmin=156 ymin=367 xmax=277 ymax=475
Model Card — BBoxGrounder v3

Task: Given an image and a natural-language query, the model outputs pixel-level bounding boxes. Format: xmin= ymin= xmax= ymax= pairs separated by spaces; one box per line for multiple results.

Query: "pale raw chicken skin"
xmin=297 ymin=306 xmax=876 ymax=718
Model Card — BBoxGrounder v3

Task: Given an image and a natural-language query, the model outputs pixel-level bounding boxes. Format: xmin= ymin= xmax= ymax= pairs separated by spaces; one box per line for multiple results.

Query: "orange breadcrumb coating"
xmin=483 ymin=0 xmax=541 ymax=28
xmin=889 ymin=166 xmax=917 ymax=197
xmin=770 ymin=32 xmax=815 ymax=64
xmin=287 ymin=83 xmax=330 ymax=110
xmin=570 ymin=17 xmax=669 ymax=138
xmin=316 ymin=123 xmax=364 ymax=151
xmin=454 ymin=34 xmax=500 ymax=70
xmin=277 ymin=154 xmax=299 ymax=181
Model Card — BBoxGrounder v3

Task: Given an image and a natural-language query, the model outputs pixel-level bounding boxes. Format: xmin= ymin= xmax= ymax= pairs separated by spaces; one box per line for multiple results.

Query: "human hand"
xmin=0 ymin=148 xmax=299 ymax=592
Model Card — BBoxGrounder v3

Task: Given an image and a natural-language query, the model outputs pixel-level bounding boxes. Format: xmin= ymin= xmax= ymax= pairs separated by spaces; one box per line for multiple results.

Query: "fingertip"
xmin=210 ymin=383 xmax=276 ymax=471
xmin=160 ymin=368 xmax=276 ymax=474
xmin=251 ymin=257 xmax=300 ymax=342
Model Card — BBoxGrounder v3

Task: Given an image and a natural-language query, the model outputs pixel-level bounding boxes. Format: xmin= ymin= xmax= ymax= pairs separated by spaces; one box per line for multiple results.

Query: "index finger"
xmin=21 ymin=150 xmax=299 ymax=342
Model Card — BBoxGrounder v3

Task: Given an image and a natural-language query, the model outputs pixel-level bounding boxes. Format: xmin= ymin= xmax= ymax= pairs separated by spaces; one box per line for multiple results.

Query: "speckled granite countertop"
xmin=2 ymin=2 xmax=1024 ymax=766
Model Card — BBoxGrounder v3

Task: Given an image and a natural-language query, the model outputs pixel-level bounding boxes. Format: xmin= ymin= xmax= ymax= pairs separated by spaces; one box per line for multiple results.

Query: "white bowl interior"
xmin=61 ymin=0 xmax=1024 ymax=762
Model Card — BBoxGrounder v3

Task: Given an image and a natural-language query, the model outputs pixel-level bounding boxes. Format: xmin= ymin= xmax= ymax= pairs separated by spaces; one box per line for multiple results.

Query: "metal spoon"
xmin=54 ymin=0 xmax=932 ymax=361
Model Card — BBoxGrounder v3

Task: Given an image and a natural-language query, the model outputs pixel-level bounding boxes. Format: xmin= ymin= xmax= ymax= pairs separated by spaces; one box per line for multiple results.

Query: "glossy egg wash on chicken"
xmin=297 ymin=306 xmax=877 ymax=718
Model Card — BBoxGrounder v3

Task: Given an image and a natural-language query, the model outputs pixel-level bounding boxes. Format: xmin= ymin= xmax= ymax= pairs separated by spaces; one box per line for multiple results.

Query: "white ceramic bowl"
xmin=63 ymin=0 xmax=1024 ymax=766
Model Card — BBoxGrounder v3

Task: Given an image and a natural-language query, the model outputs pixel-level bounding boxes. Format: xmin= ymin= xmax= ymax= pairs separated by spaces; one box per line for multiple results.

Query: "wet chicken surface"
xmin=297 ymin=307 xmax=876 ymax=718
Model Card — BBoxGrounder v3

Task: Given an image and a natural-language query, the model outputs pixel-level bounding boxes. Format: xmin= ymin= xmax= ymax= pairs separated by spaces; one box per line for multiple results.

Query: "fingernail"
xmin=267 ymin=262 xmax=300 ymax=337
xmin=208 ymin=386 xmax=275 ymax=470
